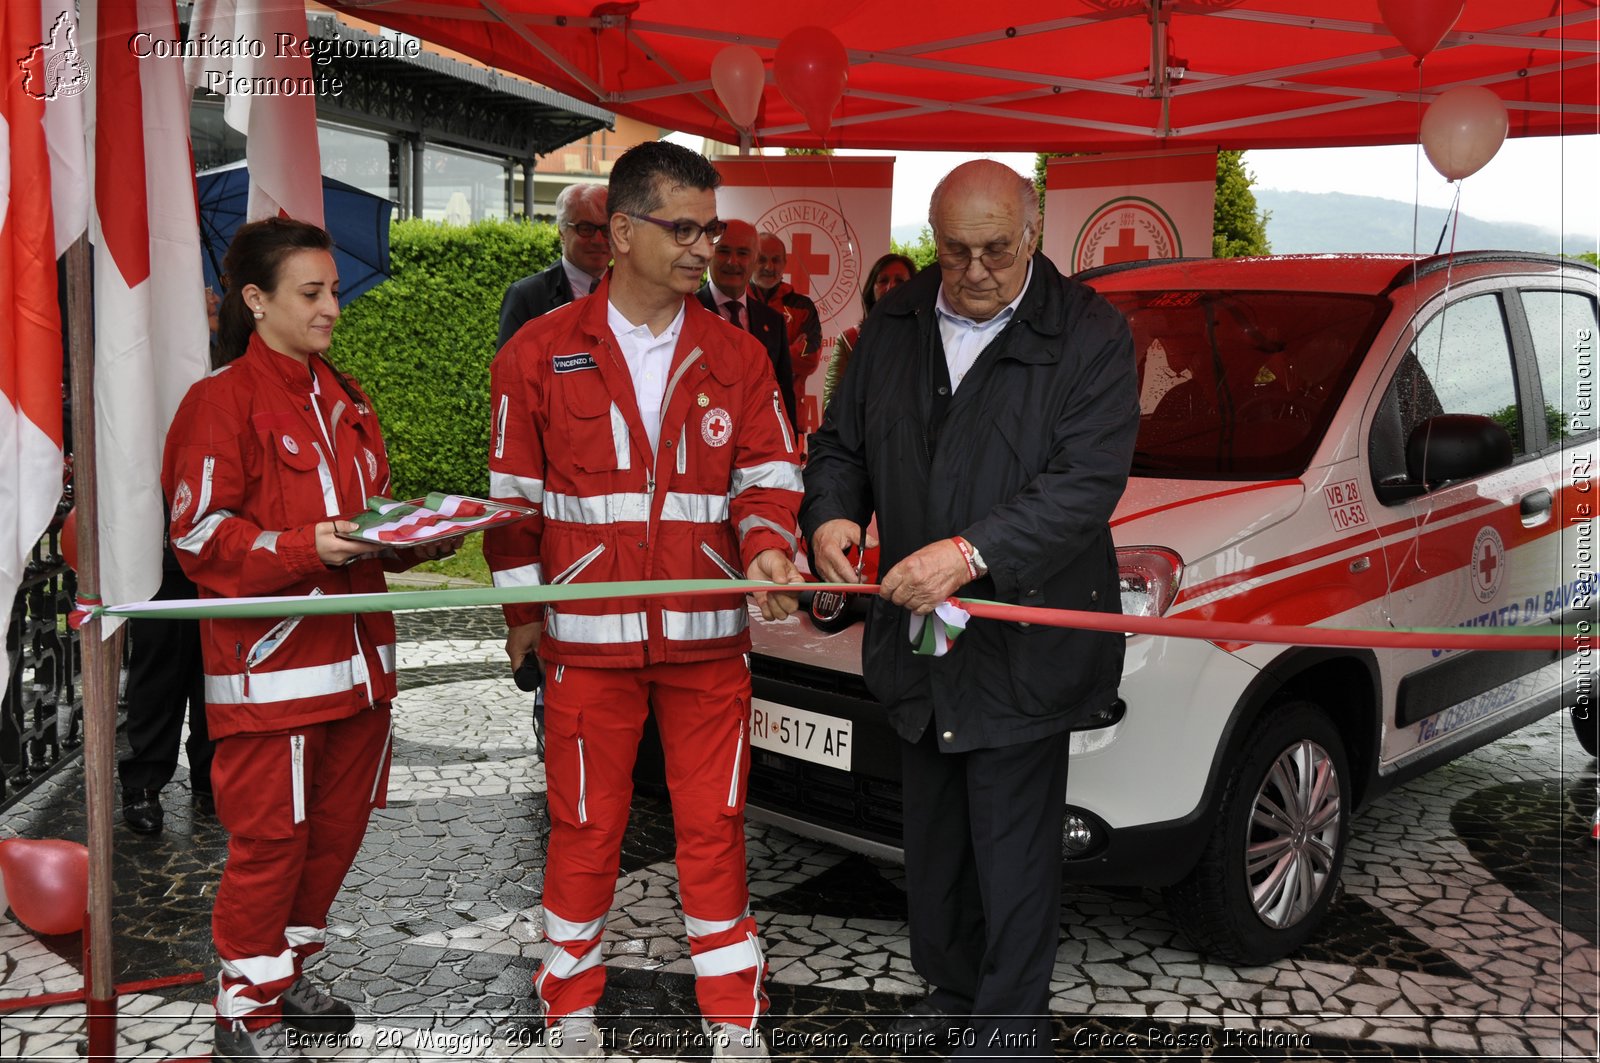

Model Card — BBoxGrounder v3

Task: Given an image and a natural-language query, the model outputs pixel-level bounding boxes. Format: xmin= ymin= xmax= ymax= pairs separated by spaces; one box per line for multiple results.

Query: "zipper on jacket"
xmin=701 ymin=541 xmax=743 ymax=580
xmin=198 ymin=455 xmax=216 ymax=519
xmin=550 ymin=543 xmax=605 ymax=585
xmin=771 ymin=391 xmax=794 ymax=454
xmin=236 ymin=640 xmax=246 ymax=698
xmin=242 ymin=590 xmax=324 ymax=697
xmin=290 ymin=735 xmax=306 ymax=824
xmin=725 ymin=720 xmax=745 ymax=810
xmin=576 ymin=736 xmax=589 ymax=824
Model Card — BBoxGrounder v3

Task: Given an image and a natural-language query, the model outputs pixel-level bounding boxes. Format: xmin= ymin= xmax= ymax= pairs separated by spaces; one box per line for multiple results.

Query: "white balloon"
xmin=1421 ymin=86 xmax=1509 ymax=181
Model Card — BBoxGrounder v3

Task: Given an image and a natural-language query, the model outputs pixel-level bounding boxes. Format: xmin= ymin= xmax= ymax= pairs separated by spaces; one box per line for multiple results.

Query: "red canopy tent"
xmin=319 ymin=0 xmax=1598 ymax=150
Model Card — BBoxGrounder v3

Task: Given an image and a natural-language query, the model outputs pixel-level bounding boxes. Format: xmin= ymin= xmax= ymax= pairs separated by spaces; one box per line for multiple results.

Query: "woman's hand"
xmin=315 ymin=521 xmax=385 ymax=565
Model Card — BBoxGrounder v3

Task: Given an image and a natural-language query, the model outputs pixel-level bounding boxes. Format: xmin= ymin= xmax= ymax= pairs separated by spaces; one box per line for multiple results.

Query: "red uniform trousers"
xmin=210 ymin=703 xmax=393 ymax=1029
xmin=537 ymin=657 xmax=767 ymax=1028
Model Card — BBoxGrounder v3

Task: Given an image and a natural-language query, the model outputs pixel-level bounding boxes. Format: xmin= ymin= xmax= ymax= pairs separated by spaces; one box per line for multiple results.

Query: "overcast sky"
xmin=832 ymin=136 xmax=1600 ymax=246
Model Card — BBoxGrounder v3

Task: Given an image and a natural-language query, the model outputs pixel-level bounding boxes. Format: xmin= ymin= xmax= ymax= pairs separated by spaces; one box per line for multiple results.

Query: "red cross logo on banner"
xmin=1103 ymin=226 xmax=1152 ymax=264
xmin=787 ymin=232 xmax=832 ymax=297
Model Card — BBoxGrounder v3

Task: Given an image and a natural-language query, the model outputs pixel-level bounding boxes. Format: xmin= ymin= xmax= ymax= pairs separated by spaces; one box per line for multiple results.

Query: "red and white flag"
xmin=81 ymin=0 xmax=211 ymax=616
xmin=1 ymin=1 xmax=90 ymax=691
xmin=185 ymin=0 xmax=323 ymax=224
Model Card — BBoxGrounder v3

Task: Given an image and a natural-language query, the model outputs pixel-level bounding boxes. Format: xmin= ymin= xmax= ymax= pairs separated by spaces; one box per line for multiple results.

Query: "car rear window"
xmin=1103 ymin=290 xmax=1388 ymax=480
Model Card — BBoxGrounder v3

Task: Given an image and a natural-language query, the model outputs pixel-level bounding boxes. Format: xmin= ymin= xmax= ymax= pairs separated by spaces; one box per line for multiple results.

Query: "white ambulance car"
xmin=747 ymin=251 xmax=1598 ymax=963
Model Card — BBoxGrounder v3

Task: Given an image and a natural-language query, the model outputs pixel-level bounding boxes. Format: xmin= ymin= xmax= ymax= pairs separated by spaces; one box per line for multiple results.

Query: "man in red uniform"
xmin=486 ymin=141 xmax=804 ymax=1061
xmin=751 ymin=234 xmax=823 ymax=432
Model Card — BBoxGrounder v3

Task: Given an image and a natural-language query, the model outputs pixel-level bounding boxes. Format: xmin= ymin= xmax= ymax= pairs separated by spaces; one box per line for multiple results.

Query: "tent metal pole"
xmin=64 ymin=232 xmax=121 ymax=1063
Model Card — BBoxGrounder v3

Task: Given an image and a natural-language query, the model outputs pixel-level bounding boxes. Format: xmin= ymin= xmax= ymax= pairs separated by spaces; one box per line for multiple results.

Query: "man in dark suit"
xmin=696 ymin=218 xmax=797 ymax=429
xmin=497 ymin=182 xmax=610 ymax=349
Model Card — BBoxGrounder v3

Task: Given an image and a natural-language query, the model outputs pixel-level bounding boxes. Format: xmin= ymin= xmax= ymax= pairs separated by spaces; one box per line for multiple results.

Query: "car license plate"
xmin=749 ymin=699 xmax=852 ymax=770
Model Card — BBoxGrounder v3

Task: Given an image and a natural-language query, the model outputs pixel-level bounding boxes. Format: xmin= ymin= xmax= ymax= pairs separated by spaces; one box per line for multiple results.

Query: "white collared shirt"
xmin=606 ymin=300 xmax=684 ymax=452
xmin=934 ymin=260 xmax=1034 ymax=391
xmin=563 ymin=257 xmax=601 ymax=300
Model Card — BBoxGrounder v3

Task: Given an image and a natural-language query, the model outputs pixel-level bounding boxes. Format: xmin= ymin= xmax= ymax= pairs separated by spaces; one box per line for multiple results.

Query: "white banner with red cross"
xmin=712 ymin=156 xmax=894 ymax=438
xmin=1043 ymin=151 xmax=1217 ymax=274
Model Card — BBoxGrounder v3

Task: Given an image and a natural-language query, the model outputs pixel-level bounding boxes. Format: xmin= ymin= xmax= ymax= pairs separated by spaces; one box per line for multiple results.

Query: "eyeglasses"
xmin=629 ymin=213 xmax=727 ymax=246
xmin=935 ymin=229 xmax=1031 ymax=272
xmin=561 ymin=221 xmax=610 ymax=240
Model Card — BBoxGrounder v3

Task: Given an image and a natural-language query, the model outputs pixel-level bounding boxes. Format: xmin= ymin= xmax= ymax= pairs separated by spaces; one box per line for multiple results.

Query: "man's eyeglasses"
xmin=935 ymin=228 xmax=1031 ymax=272
xmin=629 ymin=213 xmax=728 ymax=246
xmin=561 ymin=221 xmax=610 ymax=240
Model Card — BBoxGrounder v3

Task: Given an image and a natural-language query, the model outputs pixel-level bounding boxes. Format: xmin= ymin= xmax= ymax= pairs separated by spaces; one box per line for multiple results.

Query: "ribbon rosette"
xmin=909 ymin=600 xmax=971 ymax=657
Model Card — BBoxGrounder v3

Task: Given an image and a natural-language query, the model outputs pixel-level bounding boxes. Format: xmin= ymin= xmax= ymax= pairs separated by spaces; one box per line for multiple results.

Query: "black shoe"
xmin=889 ymin=996 xmax=966 ymax=1053
xmin=122 ymin=788 xmax=163 ymax=834
xmin=280 ymin=975 xmax=356 ymax=1035
xmin=193 ymin=789 xmax=216 ymax=817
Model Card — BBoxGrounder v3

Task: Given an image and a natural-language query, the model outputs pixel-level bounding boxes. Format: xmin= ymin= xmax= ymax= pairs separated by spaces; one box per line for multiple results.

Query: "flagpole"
xmin=65 ymin=231 xmax=121 ymax=1062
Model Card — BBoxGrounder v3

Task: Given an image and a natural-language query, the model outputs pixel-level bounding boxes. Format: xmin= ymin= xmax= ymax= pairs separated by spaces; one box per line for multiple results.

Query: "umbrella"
xmin=195 ymin=163 xmax=394 ymax=307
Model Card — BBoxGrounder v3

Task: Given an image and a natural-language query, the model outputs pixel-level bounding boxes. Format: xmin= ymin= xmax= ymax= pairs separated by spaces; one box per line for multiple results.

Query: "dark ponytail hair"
xmin=215 ymin=217 xmax=334 ymax=365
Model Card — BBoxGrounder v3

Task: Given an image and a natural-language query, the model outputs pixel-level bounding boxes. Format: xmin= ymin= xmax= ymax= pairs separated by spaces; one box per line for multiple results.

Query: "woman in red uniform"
xmin=163 ymin=218 xmax=453 ymax=1061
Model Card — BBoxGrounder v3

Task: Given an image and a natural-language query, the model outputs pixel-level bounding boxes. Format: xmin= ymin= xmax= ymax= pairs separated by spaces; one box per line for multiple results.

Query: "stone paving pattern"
xmin=1 ymin=606 xmax=1596 ymax=1060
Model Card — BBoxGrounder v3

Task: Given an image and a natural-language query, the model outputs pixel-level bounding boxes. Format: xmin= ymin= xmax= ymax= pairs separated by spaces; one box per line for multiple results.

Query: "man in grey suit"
xmin=696 ymin=219 xmax=797 ymax=431
xmin=497 ymin=182 xmax=610 ymax=349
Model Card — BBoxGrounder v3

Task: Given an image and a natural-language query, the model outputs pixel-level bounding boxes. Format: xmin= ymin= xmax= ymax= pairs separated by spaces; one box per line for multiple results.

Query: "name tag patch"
xmin=553 ymin=352 xmax=598 ymax=374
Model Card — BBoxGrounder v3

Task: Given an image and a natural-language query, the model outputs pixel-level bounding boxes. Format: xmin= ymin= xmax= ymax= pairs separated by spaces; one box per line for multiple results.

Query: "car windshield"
xmin=1102 ymin=289 xmax=1388 ymax=480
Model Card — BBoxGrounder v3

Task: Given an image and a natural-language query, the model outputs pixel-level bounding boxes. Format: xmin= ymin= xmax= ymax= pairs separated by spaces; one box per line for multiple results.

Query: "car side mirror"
xmin=1375 ymin=414 xmax=1514 ymax=505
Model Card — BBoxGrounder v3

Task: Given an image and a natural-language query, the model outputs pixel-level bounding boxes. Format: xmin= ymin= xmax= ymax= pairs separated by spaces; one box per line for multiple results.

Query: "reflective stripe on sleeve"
xmin=545 ymin=610 xmax=647 ymax=646
xmin=492 ymin=562 xmax=545 ymax=588
xmin=175 ymin=511 xmax=230 ymax=555
xmin=663 ymin=607 xmax=746 ymax=642
xmin=490 ymin=471 xmax=545 ymax=505
xmin=730 ymin=460 xmax=803 ymax=497
xmin=251 ymin=530 xmax=281 ymax=553
xmin=737 ymin=515 xmax=798 ymax=553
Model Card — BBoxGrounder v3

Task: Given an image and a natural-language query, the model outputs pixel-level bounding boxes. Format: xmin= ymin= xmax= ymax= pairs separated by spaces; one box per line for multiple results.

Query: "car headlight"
xmin=1116 ymin=547 xmax=1182 ymax=618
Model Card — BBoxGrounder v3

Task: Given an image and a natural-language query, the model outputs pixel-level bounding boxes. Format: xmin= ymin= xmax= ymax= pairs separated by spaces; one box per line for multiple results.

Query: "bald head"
xmin=928 ymin=160 xmax=1039 ymax=322
xmin=711 ymin=219 xmax=760 ymax=299
xmin=755 ymin=233 xmax=788 ymax=290
xmin=555 ymin=182 xmax=611 ymax=278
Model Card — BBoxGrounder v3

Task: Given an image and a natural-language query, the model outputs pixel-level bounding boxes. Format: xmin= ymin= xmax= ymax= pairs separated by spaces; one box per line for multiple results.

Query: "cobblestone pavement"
xmin=1 ymin=606 xmax=1596 ymax=1061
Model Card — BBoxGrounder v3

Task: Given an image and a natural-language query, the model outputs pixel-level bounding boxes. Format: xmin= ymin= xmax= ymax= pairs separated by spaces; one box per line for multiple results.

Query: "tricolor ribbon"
xmin=345 ymin=493 xmax=528 ymax=545
xmin=85 ymin=580 xmax=1582 ymax=653
xmin=68 ymin=595 xmax=103 ymax=630
xmin=909 ymin=600 xmax=971 ymax=656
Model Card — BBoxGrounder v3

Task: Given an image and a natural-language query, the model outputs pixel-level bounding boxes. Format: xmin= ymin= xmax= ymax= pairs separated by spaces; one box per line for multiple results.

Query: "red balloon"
xmin=1379 ymin=0 xmax=1465 ymax=60
xmin=0 ymin=838 xmax=89 ymax=936
xmin=711 ymin=44 xmax=765 ymax=132
xmin=59 ymin=508 xmax=78 ymax=572
xmin=774 ymin=26 xmax=849 ymax=140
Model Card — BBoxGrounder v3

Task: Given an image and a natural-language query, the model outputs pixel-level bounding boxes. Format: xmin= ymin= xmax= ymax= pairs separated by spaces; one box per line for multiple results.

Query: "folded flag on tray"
xmin=345 ymin=494 xmax=528 ymax=545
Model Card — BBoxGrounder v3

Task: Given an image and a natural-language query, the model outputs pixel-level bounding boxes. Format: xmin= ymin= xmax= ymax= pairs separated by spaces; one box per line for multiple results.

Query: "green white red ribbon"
xmin=910 ymin=601 xmax=971 ymax=656
xmin=86 ymin=580 xmax=1581 ymax=653
xmin=345 ymin=493 xmax=527 ymax=545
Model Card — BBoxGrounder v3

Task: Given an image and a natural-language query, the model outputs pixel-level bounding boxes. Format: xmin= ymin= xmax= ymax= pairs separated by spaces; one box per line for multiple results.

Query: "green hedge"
xmin=331 ymin=218 xmax=560 ymax=500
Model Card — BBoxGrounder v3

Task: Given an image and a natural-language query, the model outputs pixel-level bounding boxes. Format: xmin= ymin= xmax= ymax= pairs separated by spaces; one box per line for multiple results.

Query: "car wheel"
xmin=1573 ymin=704 xmax=1598 ymax=758
xmin=1163 ymin=700 xmax=1351 ymax=965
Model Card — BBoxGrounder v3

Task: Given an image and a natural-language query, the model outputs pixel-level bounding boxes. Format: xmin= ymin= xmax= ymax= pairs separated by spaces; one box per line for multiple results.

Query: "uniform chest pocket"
xmin=559 ymin=378 xmax=630 ymax=474
xmin=262 ymin=426 xmax=340 ymax=520
xmin=271 ymin=430 xmax=322 ymax=473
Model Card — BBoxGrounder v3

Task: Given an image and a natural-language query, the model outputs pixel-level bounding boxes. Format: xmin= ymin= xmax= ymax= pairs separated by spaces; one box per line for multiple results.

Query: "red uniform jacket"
xmin=486 ymin=278 xmax=803 ymax=668
xmin=162 ymin=334 xmax=399 ymax=740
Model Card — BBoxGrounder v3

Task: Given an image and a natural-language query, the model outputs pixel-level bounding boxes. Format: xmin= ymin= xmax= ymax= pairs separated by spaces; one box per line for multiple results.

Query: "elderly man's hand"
xmin=880 ymin=539 xmax=971 ymax=616
xmin=747 ymin=549 xmax=805 ymax=621
xmin=811 ymin=519 xmax=877 ymax=583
